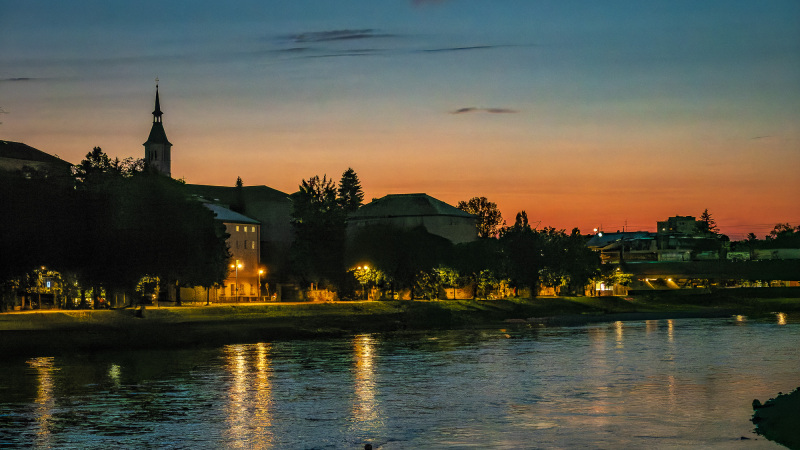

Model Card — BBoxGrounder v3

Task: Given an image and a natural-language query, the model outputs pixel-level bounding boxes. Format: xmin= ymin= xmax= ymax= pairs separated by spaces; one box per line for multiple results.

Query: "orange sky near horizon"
xmin=2 ymin=1 xmax=799 ymax=240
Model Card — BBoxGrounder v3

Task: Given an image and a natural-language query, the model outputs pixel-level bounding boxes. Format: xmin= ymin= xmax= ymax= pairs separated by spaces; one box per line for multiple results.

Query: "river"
xmin=0 ymin=315 xmax=797 ymax=449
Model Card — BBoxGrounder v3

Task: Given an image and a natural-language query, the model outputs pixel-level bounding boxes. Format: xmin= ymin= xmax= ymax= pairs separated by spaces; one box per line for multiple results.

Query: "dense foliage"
xmin=0 ymin=147 xmax=230 ymax=309
xmin=457 ymin=196 xmax=505 ymax=238
xmin=289 ymin=168 xmax=366 ymax=289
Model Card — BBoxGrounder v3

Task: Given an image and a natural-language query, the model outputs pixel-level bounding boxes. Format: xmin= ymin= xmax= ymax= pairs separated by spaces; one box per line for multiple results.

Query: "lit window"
xmin=251 ymin=226 xmax=255 ymax=232
xmin=251 ymin=241 xmax=255 ymax=249
xmin=236 ymin=225 xmax=240 ymax=232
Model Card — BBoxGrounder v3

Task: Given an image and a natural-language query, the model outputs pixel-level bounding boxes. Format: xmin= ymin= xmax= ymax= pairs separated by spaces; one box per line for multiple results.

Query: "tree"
xmin=73 ymin=147 xmax=143 ymax=185
xmin=457 ymin=196 xmax=505 ymax=238
xmin=499 ymin=213 xmax=545 ymax=295
xmin=290 ymin=175 xmax=346 ymax=288
xmin=337 ymin=167 xmax=364 ymax=213
xmin=232 ymin=176 xmax=245 ymax=213
xmin=515 ymin=211 xmax=529 ymax=228
xmin=2 ymin=147 xmax=229 ymax=309
xmin=346 ymin=224 xmax=454 ymax=298
xmin=768 ymin=223 xmax=795 ymax=240
xmin=697 ymin=209 xmax=719 ymax=235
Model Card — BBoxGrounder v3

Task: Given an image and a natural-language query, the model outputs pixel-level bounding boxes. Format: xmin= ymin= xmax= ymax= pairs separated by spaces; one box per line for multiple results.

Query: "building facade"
xmin=204 ymin=204 xmax=263 ymax=300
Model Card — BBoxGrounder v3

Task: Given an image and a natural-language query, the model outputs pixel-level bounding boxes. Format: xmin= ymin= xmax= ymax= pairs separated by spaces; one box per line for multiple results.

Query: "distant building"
xmin=347 ymin=193 xmax=477 ymax=244
xmin=186 ymin=185 xmax=293 ymax=279
xmin=142 ymin=85 xmax=294 ymax=297
xmin=0 ymin=140 xmax=72 ymax=178
xmin=657 ymin=215 xmax=698 ymax=235
xmin=143 ymin=84 xmax=172 ymax=177
xmin=204 ymin=203 xmax=262 ymax=300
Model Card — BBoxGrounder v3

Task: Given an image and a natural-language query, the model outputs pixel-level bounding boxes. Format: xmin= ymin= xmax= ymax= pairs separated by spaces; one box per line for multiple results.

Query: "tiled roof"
xmin=185 ymin=184 xmax=291 ymax=205
xmin=0 ymin=140 xmax=73 ymax=167
xmin=204 ymin=203 xmax=260 ymax=224
xmin=349 ymin=193 xmax=474 ymax=220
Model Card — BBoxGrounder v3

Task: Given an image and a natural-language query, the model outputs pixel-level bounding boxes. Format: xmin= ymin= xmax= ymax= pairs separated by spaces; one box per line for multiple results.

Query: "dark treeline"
xmin=289 ymin=170 xmax=602 ymax=300
xmin=0 ymin=147 xmax=229 ymax=310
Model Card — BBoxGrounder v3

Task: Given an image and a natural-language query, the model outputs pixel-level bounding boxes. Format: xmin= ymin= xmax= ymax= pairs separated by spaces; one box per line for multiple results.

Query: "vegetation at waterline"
xmin=752 ymin=387 xmax=800 ymax=449
xmin=2 ymin=293 xmax=798 ymax=356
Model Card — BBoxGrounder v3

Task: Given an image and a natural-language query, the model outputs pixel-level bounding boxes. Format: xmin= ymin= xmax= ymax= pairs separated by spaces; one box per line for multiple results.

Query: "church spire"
xmin=152 ymin=78 xmax=163 ymax=123
xmin=144 ymin=78 xmax=172 ymax=178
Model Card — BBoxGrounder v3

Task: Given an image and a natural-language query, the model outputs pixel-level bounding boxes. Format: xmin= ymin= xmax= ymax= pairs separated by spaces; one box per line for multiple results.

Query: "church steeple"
xmin=152 ymin=82 xmax=163 ymax=122
xmin=144 ymin=79 xmax=173 ymax=177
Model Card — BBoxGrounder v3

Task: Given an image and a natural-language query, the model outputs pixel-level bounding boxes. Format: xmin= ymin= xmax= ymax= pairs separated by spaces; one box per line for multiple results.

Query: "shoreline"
xmin=2 ymin=294 xmax=798 ymax=357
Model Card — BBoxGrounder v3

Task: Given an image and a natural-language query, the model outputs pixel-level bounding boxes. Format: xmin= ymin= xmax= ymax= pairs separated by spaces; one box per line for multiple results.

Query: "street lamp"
xmin=356 ymin=265 xmax=370 ymax=300
xmin=230 ymin=260 xmax=243 ymax=302
xmin=258 ymin=268 xmax=265 ymax=301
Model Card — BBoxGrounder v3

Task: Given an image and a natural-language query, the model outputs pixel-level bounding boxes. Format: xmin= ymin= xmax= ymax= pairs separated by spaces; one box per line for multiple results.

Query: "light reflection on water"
xmin=28 ymin=357 xmax=55 ymax=448
xmin=1 ymin=317 xmax=798 ymax=448
xmin=223 ymin=343 xmax=274 ymax=448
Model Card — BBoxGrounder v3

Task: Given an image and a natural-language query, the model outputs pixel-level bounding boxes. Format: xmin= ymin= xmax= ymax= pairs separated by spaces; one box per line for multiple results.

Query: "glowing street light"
xmin=356 ymin=265 xmax=370 ymax=300
xmin=230 ymin=260 xmax=243 ymax=301
xmin=258 ymin=268 xmax=265 ymax=301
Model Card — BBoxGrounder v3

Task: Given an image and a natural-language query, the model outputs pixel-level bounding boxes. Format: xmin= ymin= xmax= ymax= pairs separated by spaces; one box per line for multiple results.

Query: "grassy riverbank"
xmin=1 ymin=291 xmax=799 ymax=356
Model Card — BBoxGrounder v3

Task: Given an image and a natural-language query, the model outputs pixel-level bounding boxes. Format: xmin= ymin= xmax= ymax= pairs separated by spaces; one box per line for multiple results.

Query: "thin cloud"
xmin=0 ymin=77 xmax=34 ymax=82
xmin=290 ymin=29 xmax=394 ymax=43
xmin=300 ymin=49 xmax=382 ymax=59
xmin=422 ymin=45 xmax=497 ymax=53
xmin=450 ymin=107 xmax=518 ymax=114
xmin=412 ymin=0 xmax=450 ymax=5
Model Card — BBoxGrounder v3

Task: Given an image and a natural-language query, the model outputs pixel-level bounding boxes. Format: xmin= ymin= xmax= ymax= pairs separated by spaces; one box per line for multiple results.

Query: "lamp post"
xmin=258 ymin=268 xmax=264 ymax=301
xmin=230 ymin=260 xmax=243 ymax=302
xmin=356 ymin=265 xmax=370 ymax=301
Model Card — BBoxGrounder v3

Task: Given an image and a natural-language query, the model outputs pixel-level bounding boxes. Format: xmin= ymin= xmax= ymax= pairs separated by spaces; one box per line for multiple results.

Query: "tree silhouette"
xmin=337 ymin=167 xmax=364 ymax=213
xmin=457 ymin=196 xmax=505 ymax=238
xmin=290 ymin=175 xmax=346 ymax=288
xmin=697 ymin=209 xmax=719 ymax=234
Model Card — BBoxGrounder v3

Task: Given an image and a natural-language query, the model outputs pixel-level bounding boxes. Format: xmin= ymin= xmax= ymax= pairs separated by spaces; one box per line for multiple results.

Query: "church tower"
xmin=143 ymin=82 xmax=172 ymax=177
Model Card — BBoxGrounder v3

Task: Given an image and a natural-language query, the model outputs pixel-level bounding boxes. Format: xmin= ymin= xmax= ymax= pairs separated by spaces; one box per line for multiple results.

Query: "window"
xmin=251 ymin=226 xmax=255 ymax=232
xmin=236 ymin=241 xmax=240 ymax=249
xmin=236 ymin=225 xmax=240 ymax=232
xmin=244 ymin=240 xmax=247 ymax=249
xmin=251 ymin=241 xmax=255 ymax=249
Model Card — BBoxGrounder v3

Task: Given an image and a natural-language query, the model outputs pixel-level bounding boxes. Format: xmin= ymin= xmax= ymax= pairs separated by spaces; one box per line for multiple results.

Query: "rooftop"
xmin=186 ymin=184 xmax=291 ymax=205
xmin=204 ymin=203 xmax=260 ymax=224
xmin=349 ymin=193 xmax=474 ymax=220
xmin=0 ymin=140 xmax=73 ymax=167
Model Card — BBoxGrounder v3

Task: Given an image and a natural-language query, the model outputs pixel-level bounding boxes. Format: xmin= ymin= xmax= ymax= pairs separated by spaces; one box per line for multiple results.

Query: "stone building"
xmin=0 ymin=140 xmax=72 ymax=178
xmin=204 ymin=203 xmax=262 ymax=300
xmin=347 ymin=193 xmax=477 ymax=244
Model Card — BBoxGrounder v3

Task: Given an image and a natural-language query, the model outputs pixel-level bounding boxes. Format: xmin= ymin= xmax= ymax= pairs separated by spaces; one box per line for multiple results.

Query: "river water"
xmin=0 ymin=316 xmax=797 ymax=449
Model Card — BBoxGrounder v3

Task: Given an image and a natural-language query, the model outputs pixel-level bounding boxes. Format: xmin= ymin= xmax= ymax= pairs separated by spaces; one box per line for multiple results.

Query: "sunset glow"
xmin=2 ymin=1 xmax=798 ymax=239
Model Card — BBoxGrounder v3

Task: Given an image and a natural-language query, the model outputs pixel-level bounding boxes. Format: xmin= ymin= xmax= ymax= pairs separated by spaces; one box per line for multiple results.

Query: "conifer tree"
xmin=698 ymin=209 xmax=718 ymax=234
xmin=337 ymin=168 xmax=364 ymax=213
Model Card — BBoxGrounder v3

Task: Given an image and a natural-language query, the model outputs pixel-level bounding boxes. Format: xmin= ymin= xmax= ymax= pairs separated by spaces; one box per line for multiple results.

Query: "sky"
xmin=1 ymin=0 xmax=799 ymax=240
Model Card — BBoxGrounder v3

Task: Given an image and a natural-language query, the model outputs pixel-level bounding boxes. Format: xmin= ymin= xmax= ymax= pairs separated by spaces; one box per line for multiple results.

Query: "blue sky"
xmin=2 ymin=0 xmax=799 ymax=238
